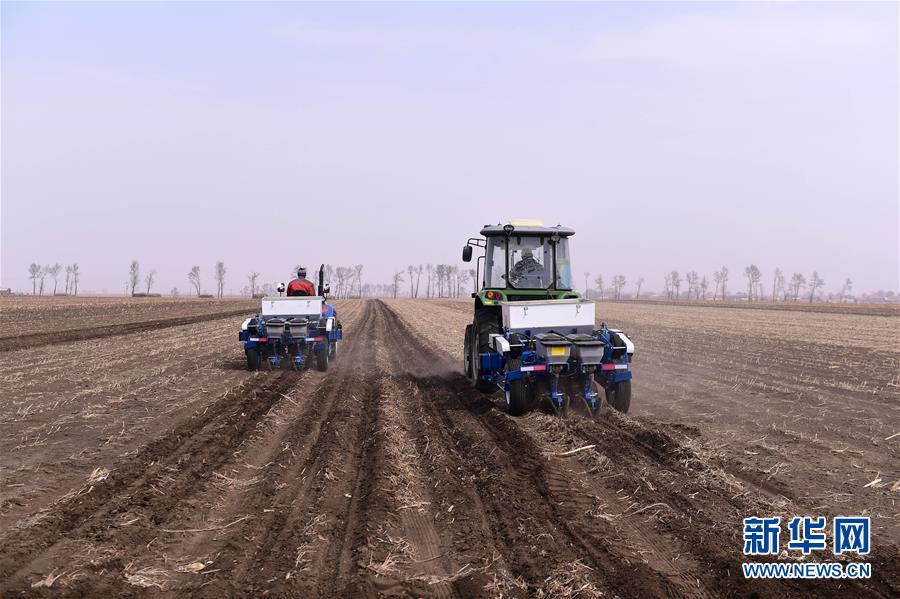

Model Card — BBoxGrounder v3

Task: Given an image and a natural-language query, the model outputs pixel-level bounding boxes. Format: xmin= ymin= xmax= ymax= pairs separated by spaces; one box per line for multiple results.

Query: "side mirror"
xmin=462 ymin=245 xmax=473 ymax=262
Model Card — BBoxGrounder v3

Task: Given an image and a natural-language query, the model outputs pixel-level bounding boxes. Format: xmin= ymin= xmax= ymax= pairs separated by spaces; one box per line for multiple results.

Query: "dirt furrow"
xmin=0 ymin=308 xmax=256 ymax=352
xmin=0 ymin=370 xmax=303 ymax=593
xmin=170 ymin=301 xmax=385 ymax=596
xmin=1 ymin=300 xmax=368 ymax=595
xmin=380 ymin=300 xmax=900 ymax=598
xmin=376 ymin=301 xmax=611 ymax=595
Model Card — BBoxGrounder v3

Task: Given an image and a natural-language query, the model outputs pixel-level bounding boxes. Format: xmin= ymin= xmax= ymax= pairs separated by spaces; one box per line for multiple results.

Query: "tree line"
xmin=121 ymin=260 xmax=227 ymax=298
xmin=27 ymin=263 xmax=80 ymax=296
xmin=18 ymin=260 xmax=867 ymax=304
xmin=584 ymin=266 xmax=846 ymax=303
xmin=389 ymin=264 xmax=477 ymax=299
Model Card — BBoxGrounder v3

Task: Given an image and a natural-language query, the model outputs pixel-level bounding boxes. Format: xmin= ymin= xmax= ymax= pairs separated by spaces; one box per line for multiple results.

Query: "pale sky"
xmin=2 ymin=1 xmax=897 ymax=295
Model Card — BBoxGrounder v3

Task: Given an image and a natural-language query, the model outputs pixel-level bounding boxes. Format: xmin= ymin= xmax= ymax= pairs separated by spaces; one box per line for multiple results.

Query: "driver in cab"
xmin=510 ymin=248 xmax=543 ymax=286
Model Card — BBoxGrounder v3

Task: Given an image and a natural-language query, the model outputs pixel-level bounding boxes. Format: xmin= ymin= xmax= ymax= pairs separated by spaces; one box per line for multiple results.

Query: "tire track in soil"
xmin=104 ymin=299 xmax=372 ymax=596
xmin=351 ymin=302 xmax=490 ymax=598
xmin=0 ymin=308 xmax=255 ymax=352
xmin=377 ymin=301 xmax=899 ymax=599
xmin=0 ymin=369 xmax=303 ymax=594
xmin=376 ymin=301 xmax=615 ymax=596
xmin=176 ymin=300 xmax=384 ymax=597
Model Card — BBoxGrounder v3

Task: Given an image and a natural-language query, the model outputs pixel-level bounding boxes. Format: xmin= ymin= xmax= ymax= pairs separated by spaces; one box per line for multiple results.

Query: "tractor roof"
xmin=480 ymin=221 xmax=575 ymax=237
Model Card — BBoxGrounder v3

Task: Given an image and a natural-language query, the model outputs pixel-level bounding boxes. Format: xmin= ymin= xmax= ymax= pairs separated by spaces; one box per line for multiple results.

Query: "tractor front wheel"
xmin=316 ymin=346 xmax=329 ymax=372
xmin=246 ymin=348 xmax=260 ymax=371
xmin=606 ymin=380 xmax=631 ymax=413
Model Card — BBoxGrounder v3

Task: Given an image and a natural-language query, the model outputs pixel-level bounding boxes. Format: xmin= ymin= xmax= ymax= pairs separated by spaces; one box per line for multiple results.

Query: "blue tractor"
xmin=462 ymin=220 xmax=635 ymax=417
xmin=239 ymin=265 xmax=342 ymax=371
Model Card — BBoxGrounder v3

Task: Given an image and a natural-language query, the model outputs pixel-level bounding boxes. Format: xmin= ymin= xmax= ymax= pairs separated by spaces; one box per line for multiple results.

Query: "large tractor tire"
xmin=464 ymin=324 xmax=475 ymax=379
xmin=504 ymin=359 xmax=532 ymax=416
xmin=606 ymin=380 xmax=631 ymax=413
xmin=246 ymin=348 xmax=260 ymax=371
xmin=470 ymin=308 xmax=500 ymax=393
xmin=315 ymin=346 xmax=329 ymax=372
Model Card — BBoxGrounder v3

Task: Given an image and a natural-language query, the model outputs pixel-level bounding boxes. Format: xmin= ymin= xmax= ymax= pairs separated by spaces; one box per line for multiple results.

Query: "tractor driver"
xmin=287 ymin=267 xmax=316 ymax=297
xmin=510 ymin=248 xmax=544 ymax=286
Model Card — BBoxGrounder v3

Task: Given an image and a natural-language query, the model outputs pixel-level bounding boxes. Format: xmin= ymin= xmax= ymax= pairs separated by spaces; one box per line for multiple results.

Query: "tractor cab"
xmin=462 ymin=220 xmax=635 ymax=418
xmin=463 ymin=220 xmax=580 ymax=305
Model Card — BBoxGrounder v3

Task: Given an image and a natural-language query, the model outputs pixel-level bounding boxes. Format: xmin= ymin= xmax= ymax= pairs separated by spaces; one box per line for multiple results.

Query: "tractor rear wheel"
xmin=471 ymin=308 xmax=500 ymax=393
xmin=316 ymin=346 xmax=329 ymax=372
xmin=246 ymin=348 xmax=260 ymax=371
xmin=606 ymin=380 xmax=631 ymax=413
xmin=505 ymin=359 xmax=531 ymax=416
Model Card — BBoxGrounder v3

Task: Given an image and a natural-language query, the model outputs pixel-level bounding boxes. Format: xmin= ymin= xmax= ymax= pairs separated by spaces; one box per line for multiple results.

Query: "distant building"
xmin=0 ymin=288 xmax=11 ymax=296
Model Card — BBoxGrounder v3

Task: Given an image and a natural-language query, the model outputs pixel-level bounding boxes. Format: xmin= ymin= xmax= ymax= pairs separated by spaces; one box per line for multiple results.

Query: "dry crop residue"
xmin=0 ymin=298 xmax=896 ymax=597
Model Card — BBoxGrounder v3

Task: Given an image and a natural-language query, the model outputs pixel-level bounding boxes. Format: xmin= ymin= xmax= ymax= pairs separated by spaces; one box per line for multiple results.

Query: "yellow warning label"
xmin=550 ymin=347 xmax=567 ymax=356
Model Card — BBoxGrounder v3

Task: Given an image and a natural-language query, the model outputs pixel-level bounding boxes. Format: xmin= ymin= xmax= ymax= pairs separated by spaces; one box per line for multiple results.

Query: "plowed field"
xmin=1 ymin=297 xmax=897 ymax=597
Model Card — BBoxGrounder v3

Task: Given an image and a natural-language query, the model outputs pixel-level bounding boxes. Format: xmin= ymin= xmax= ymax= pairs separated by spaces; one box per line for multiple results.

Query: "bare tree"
xmin=595 ymin=274 xmax=605 ymax=300
xmin=145 ymin=270 xmax=156 ymax=294
xmin=458 ymin=269 xmax=470 ymax=298
xmin=71 ymin=264 xmax=80 ymax=296
xmin=685 ymin=271 xmax=699 ymax=299
xmin=449 ymin=265 xmax=459 ymax=298
xmin=743 ymin=265 xmax=761 ymax=301
xmin=808 ymin=271 xmax=824 ymax=303
xmin=45 ymin=264 xmax=61 ymax=295
xmin=414 ymin=265 xmax=423 ymax=298
xmin=772 ymin=268 xmax=785 ymax=302
xmin=129 ymin=260 xmax=140 ymax=296
xmin=670 ymin=270 xmax=681 ymax=299
xmin=584 ymin=271 xmax=590 ymax=299
xmin=771 ymin=268 xmax=782 ymax=302
xmin=635 ymin=277 xmax=644 ymax=300
xmin=469 ymin=268 xmax=477 ymax=293
xmin=334 ymin=266 xmax=353 ymax=298
xmin=840 ymin=278 xmax=853 ymax=302
xmin=64 ymin=265 xmax=73 ymax=295
xmin=700 ymin=275 xmax=709 ymax=300
xmin=171 ymin=287 xmax=179 ymax=296
xmin=28 ymin=263 xmax=41 ymax=295
xmin=214 ymin=261 xmax=226 ymax=298
xmin=718 ymin=266 xmax=729 ymax=300
xmin=663 ymin=272 xmax=671 ymax=299
xmin=188 ymin=266 xmax=202 ymax=297
xmin=248 ymin=272 xmax=260 ymax=297
xmin=612 ymin=274 xmax=626 ymax=300
xmin=39 ymin=265 xmax=48 ymax=295
xmin=426 ymin=264 xmax=434 ymax=298
xmin=354 ymin=264 xmax=364 ymax=298
xmin=408 ymin=265 xmax=416 ymax=297
xmin=392 ymin=270 xmax=404 ymax=299
xmin=789 ymin=272 xmax=806 ymax=302
xmin=435 ymin=265 xmax=446 ymax=298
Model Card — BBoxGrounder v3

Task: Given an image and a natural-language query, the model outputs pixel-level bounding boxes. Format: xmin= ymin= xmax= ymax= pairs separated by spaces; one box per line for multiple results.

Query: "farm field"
xmin=0 ymin=297 xmax=897 ymax=597
xmin=0 ymin=297 xmax=259 ymax=351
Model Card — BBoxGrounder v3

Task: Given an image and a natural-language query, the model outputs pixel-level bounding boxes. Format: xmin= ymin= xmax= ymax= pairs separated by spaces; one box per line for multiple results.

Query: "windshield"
xmin=484 ymin=235 xmax=573 ymax=290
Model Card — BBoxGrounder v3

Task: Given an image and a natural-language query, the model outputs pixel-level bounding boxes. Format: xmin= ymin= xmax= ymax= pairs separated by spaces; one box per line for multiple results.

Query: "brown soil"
xmin=0 ymin=298 xmax=896 ymax=597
